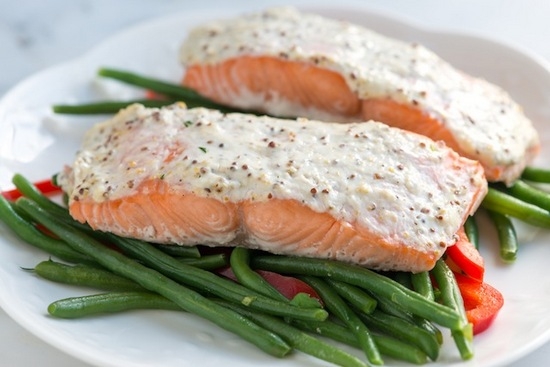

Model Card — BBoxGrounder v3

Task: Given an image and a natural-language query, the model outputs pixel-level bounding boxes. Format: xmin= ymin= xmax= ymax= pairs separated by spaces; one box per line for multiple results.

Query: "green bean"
xmin=0 ymin=195 xmax=92 ymax=264
xmin=98 ymin=68 xmax=253 ymax=113
xmin=463 ymin=215 xmax=479 ymax=249
xmin=52 ymin=99 xmax=176 ymax=114
xmin=364 ymin=287 xmax=410 ymax=320
xmin=250 ymin=255 xmax=462 ymax=330
xmin=11 ymin=174 xmax=67 ymax=217
xmin=521 ymin=166 xmax=550 ymax=183
xmin=395 ymin=273 xmax=442 ymax=345
xmin=290 ymin=319 xmax=358 ymax=347
xmin=50 ymin=173 xmax=60 ymax=187
xmin=505 ymin=180 xmax=550 ymax=212
xmin=407 ymin=271 xmax=443 ymax=344
xmin=178 ymin=253 xmax=228 ymax=270
xmin=361 ymin=309 xmax=440 ymax=361
xmin=34 ymin=260 xmax=145 ymax=291
xmin=324 ymin=279 xmax=377 ymax=314
xmin=301 ymin=276 xmax=383 ymax=365
xmin=378 ymin=272 xmax=443 ymax=344
xmin=481 ymin=187 xmax=550 ymax=228
xmin=392 ymin=271 xmax=413 ymax=289
xmin=48 ymin=291 xmax=181 ymax=318
xmin=105 ymin=235 xmax=327 ymax=322
xmin=430 ymin=260 xmax=474 ymax=360
xmin=422 ymin=320 xmax=443 ymax=346
xmin=37 ymin=254 xmax=223 ymax=291
xmin=373 ymin=284 xmax=442 ymax=343
xmin=371 ymin=334 xmax=428 ymax=365
xmin=216 ymin=300 xmax=369 ymax=367
xmin=154 ymin=244 xmax=201 ymax=258
xmin=290 ymin=319 xmax=428 ymax=365
xmin=410 ymin=271 xmax=435 ymax=302
xmin=486 ymin=210 xmax=518 ymax=262
xmin=16 ymin=198 xmax=291 ymax=358
xmin=7 ymin=199 xmax=34 ymax=222
xmin=230 ymin=247 xmax=288 ymax=302
xmin=359 ymin=298 xmax=440 ymax=361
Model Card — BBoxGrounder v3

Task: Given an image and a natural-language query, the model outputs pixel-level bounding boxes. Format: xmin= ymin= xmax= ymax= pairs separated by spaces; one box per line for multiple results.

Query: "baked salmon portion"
xmin=180 ymin=7 xmax=540 ymax=185
xmin=58 ymin=103 xmax=487 ymax=273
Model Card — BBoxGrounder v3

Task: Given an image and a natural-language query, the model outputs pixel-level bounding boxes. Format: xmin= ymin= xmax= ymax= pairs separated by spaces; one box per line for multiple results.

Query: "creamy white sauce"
xmin=179 ymin=7 xmax=540 ymax=184
xmin=59 ymin=103 xmax=486 ymax=254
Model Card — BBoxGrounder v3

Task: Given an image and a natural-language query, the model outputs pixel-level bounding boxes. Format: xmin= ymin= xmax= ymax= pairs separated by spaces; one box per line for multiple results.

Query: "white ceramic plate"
xmin=1 ymin=5 xmax=550 ymax=367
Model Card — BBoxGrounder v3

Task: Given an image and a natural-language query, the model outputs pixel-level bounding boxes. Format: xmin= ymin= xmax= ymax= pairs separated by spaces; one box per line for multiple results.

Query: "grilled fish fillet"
xmin=180 ymin=7 xmax=540 ymax=184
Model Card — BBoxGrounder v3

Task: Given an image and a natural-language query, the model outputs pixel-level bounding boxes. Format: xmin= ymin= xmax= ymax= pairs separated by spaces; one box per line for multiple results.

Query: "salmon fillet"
xmin=58 ymin=103 xmax=486 ymax=272
xmin=180 ymin=7 xmax=540 ymax=185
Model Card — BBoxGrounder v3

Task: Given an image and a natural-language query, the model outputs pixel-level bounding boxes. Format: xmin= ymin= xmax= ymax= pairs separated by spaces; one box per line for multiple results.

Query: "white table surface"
xmin=1 ymin=0 xmax=550 ymax=366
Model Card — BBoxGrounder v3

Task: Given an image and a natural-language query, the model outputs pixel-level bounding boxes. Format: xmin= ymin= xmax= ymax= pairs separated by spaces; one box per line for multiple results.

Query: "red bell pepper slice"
xmin=1 ymin=178 xmax=62 ymax=201
xmin=217 ymin=266 xmax=321 ymax=302
xmin=454 ymin=272 xmax=504 ymax=335
xmin=446 ymin=227 xmax=485 ymax=282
